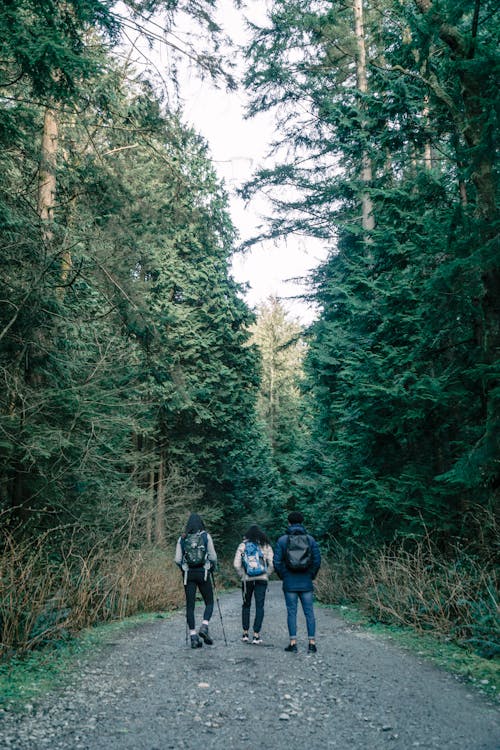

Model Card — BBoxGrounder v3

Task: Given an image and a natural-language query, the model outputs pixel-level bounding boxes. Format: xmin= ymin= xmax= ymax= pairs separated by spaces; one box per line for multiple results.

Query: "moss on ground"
xmin=322 ymin=603 xmax=499 ymax=702
xmin=0 ymin=612 xmax=170 ymax=711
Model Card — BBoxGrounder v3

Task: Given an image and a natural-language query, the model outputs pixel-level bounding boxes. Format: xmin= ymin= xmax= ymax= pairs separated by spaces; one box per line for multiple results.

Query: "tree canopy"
xmin=243 ymin=0 xmax=499 ymax=547
xmin=1 ymin=0 xmax=498 ymax=563
xmin=0 ymin=1 xmax=279 ymax=551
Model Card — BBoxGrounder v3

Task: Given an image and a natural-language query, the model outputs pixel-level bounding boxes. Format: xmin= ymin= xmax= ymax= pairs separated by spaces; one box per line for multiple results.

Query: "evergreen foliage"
xmin=243 ymin=0 xmax=499 ymax=548
xmin=0 ymin=0 xmax=498 ymax=654
xmin=249 ymin=297 xmax=307 ymax=527
xmin=0 ymin=2 xmax=277 ymax=552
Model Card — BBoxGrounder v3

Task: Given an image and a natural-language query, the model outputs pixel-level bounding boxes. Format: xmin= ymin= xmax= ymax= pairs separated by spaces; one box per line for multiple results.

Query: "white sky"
xmin=120 ymin=0 xmax=329 ymax=324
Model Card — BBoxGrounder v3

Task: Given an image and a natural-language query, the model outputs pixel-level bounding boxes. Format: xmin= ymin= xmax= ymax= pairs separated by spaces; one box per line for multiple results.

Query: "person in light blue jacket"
xmin=274 ymin=511 xmax=321 ymax=653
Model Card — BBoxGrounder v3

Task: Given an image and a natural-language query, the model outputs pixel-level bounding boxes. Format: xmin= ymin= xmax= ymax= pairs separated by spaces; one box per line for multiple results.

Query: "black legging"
xmin=242 ymin=579 xmax=268 ymax=633
xmin=184 ymin=571 xmax=214 ymax=630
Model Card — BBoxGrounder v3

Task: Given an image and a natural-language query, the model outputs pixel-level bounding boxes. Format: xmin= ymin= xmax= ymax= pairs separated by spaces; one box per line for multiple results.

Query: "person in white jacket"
xmin=233 ymin=524 xmax=274 ymax=644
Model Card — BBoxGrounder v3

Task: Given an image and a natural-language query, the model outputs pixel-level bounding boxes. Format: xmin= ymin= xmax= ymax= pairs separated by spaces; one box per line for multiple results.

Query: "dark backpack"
xmin=285 ymin=533 xmax=312 ymax=571
xmin=183 ymin=531 xmax=208 ymax=568
xmin=241 ymin=540 xmax=267 ymax=577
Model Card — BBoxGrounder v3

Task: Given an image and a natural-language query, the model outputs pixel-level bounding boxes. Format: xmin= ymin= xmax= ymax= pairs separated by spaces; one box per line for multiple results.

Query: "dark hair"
xmin=288 ymin=511 xmax=304 ymax=525
xmin=244 ymin=524 xmax=270 ymax=546
xmin=185 ymin=513 xmax=206 ymax=535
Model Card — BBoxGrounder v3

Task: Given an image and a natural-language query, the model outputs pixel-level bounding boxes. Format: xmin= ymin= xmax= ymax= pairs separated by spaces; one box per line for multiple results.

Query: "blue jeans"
xmin=284 ymin=590 xmax=316 ymax=639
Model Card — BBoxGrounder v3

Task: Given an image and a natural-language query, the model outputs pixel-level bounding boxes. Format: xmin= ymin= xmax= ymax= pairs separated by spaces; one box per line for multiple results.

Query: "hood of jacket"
xmin=287 ymin=523 xmax=307 ymax=536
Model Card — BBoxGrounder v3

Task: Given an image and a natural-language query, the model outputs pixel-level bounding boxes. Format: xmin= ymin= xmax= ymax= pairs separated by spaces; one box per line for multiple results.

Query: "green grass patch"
xmin=0 ymin=611 xmax=170 ymax=712
xmin=322 ymin=603 xmax=500 ymax=701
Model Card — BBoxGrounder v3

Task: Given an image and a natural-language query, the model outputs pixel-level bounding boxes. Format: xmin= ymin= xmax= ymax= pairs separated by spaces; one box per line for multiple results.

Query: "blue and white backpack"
xmin=242 ymin=540 xmax=267 ymax=577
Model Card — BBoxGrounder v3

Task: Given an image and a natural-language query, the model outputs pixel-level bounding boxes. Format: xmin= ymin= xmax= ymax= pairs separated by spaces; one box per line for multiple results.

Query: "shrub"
xmin=316 ymin=539 xmax=499 ymax=657
xmin=0 ymin=532 xmax=184 ymax=657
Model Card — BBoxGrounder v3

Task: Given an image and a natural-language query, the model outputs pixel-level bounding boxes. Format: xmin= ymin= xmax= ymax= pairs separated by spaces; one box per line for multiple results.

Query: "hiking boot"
xmin=308 ymin=642 xmax=317 ymax=653
xmin=252 ymin=635 xmax=262 ymax=645
xmin=198 ymin=624 xmax=213 ymax=645
xmin=190 ymin=634 xmax=203 ymax=649
xmin=241 ymin=633 xmax=249 ymax=643
xmin=284 ymin=643 xmax=298 ymax=653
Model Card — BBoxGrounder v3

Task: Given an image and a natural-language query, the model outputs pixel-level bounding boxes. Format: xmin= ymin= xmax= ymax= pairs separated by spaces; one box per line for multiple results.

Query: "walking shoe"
xmin=308 ymin=643 xmax=317 ymax=653
xmin=241 ymin=633 xmax=249 ymax=642
xmin=198 ymin=624 xmax=213 ymax=645
xmin=252 ymin=635 xmax=262 ymax=645
xmin=190 ymin=634 xmax=203 ymax=649
xmin=284 ymin=643 xmax=298 ymax=653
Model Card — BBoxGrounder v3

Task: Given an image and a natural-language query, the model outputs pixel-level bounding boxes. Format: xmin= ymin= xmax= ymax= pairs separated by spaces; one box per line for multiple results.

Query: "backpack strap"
xmin=202 ymin=531 xmax=209 ymax=580
xmin=181 ymin=536 xmax=188 ymax=585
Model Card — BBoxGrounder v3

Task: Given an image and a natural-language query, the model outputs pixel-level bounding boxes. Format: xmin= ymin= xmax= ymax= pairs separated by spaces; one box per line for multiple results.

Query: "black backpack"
xmin=285 ymin=533 xmax=312 ymax=571
xmin=183 ymin=531 xmax=208 ymax=568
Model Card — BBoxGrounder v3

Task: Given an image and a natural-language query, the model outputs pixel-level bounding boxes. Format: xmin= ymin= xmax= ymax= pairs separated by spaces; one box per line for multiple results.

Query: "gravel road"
xmin=1 ymin=582 xmax=498 ymax=749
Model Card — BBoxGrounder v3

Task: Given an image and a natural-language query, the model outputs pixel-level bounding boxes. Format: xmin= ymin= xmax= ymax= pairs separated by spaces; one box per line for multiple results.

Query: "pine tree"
xmin=0 ymin=6 xmax=276 ymax=549
xmin=249 ymin=297 xmax=307 ymax=518
xmin=243 ymin=0 xmax=499 ymax=546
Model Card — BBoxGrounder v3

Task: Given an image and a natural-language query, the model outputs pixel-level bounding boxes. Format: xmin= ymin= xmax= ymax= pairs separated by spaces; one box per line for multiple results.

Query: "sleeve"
xmin=174 ymin=537 xmax=183 ymax=568
xmin=264 ymin=544 xmax=274 ymax=577
xmin=206 ymin=533 xmax=217 ymax=567
xmin=233 ymin=542 xmax=245 ymax=578
xmin=273 ymin=538 xmax=285 ymax=579
xmin=310 ymin=537 xmax=321 ymax=578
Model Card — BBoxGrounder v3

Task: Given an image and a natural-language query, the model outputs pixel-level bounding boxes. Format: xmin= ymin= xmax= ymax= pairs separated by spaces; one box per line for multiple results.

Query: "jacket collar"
xmin=287 ymin=523 xmax=306 ymax=535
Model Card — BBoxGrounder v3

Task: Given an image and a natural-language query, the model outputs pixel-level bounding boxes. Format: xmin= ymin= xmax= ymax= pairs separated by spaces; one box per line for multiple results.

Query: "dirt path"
xmin=1 ymin=582 xmax=498 ymax=749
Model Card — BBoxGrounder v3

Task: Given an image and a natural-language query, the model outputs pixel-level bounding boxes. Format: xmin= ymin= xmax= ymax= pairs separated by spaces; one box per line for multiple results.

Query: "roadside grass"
xmin=0 ymin=611 xmax=172 ymax=712
xmin=0 ymin=543 xmax=235 ymax=714
xmin=0 ymin=536 xmax=184 ymax=659
xmin=322 ymin=602 xmax=500 ymax=702
xmin=314 ymin=536 xmax=499 ymax=701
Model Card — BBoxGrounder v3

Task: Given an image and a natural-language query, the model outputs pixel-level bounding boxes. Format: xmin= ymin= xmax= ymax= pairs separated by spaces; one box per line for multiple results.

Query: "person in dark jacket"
xmin=175 ymin=513 xmax=217 ymax=648
xmin=274 ymin=511 xmax=321 ymax=653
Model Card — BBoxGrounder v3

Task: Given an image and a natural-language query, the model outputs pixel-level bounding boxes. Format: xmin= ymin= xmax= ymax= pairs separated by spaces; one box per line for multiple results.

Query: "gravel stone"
xmin=1 ymin=582 xmax=499 ymax=749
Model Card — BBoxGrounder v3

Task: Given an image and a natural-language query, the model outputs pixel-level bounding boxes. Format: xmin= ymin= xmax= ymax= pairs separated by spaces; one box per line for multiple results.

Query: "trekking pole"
xmin=211 ymin=572 xmax=228 ymax=646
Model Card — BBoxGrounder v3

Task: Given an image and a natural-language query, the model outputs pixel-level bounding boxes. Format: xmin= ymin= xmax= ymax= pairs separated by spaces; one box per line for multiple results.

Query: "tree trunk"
xmin=353 ymin=0 xmax=375 ymax=232
xmin=269 ymin=358 xmax=275 ymax=444
xmin=155 ymin=454 xmax=165 ymax=545
xmin=38 ymin=107 xmax=58 ymax=229
xmin=146 ymin=466 xmax=155 ymax=545
xmin=423 ymin=97 xmax=432 ymax=169
xmin=38 ymin=106 xmax=73 ymax=282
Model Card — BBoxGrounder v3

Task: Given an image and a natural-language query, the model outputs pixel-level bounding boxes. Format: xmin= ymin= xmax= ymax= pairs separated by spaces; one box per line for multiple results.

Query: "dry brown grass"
xmin=0 ymin=533 xmax=184 ymax=656
xmin=316 ymin=539 xmax=499 ymax=652
xmin=314 ymin=547 xmax=358 ymax=604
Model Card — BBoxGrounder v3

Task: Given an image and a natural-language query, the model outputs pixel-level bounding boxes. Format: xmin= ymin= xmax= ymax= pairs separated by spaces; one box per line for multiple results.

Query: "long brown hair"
xmin=244 ymin=524 xmax=270 ymax=546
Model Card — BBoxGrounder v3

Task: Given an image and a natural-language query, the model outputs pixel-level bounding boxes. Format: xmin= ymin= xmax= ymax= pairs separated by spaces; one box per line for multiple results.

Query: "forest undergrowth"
xmin=1 ymin=521 xmax=498 ymax=663
xmin=0 ymin=532 xmax=184 ymax=658
xmin=315 ymin=523 xmax=499 ymax=662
